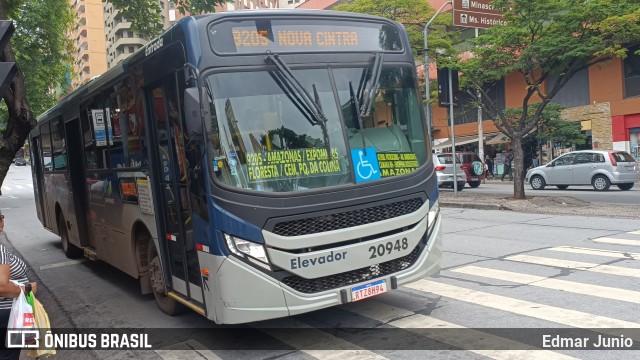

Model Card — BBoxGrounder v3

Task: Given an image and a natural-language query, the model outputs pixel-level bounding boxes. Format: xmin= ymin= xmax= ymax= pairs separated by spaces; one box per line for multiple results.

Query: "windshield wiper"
xmin=360 ymin=53 xmax=384 ymax=118
xmin=265 ymin=53 xmax=331 ymax=159
xmin=349 ymin=81 xmax=367 ymax=152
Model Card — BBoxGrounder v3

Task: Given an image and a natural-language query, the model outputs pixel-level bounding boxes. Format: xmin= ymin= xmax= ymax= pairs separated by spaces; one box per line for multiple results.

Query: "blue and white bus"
xmin=29 ymin=10 xmax=442 ymax=324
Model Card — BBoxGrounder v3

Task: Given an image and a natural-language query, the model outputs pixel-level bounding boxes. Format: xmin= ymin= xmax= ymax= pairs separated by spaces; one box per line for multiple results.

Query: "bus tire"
xmin=147 ymin=240 xmax=186 ymax=316
xmin=58 ymin=215 xmax=82 ymax=259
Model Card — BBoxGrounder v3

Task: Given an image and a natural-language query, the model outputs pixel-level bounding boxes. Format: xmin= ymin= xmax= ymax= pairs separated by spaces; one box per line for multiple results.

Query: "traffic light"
xmin=0 ymin=20 xmax=17 ymax=97
xmin=437 ymin=67 xmax=459 ymax=107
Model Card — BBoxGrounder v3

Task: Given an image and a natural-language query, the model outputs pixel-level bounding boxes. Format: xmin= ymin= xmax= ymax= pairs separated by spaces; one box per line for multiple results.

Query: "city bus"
xmin=28 ymin=10 xmax=442 ymax=324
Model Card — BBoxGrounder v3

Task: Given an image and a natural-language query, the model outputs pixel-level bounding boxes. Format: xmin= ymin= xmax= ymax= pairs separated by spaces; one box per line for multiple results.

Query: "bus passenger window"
xmin=52 ymin=117 xmax=67 ymax=170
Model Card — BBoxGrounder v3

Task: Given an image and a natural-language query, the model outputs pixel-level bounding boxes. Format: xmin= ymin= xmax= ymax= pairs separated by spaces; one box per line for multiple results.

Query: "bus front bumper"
xmin=203 ymin=214 xmax=443 ymax=324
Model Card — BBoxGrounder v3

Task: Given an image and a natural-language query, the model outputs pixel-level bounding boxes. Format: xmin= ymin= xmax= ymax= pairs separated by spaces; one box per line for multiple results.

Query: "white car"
xmin=525 ymin=150 xmax=639 ymax=191
xmin=433 ymin=154 xmax=466 ymax=190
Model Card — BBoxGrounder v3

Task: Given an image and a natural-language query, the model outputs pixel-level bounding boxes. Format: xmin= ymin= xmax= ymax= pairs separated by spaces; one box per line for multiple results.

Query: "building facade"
xmin=279 ymin=0 xmax=307 ymax=8
xmin=69 ymin=0 xmax=108 ymax=89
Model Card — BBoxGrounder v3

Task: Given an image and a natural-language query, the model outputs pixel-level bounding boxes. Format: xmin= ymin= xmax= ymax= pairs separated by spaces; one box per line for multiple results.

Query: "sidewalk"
xmin=439 ymin=189 xmax=640 ymax=219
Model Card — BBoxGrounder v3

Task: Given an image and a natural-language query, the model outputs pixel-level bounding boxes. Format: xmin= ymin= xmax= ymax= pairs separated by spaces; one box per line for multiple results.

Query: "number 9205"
xmin=368 ymin=238 xmax=409 ymax=259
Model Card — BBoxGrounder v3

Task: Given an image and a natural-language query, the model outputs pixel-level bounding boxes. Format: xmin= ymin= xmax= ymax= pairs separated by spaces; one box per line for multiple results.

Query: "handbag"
xmin=26 ymin=297 xmax=56 ymax=358
xmin=7 ymin=281 xmax=36 ymax=348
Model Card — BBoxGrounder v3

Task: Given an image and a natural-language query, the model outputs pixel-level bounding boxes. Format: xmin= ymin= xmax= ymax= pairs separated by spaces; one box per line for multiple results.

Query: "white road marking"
xmin=629 ymin=230 xmax=640 ymax=235
xmin=39 ymin=259 xmax=86 ymax=270
xmin=506 ymin=254 xmax=640 ymax=278
xmin=452 ymin=266 xmax=640 ymax=304
xmin=343 ymin=300 xmax=578 ymax=360
xmin=155 ymin=339 xmax=223 ymax=360
xmin=256 ymin=318 xmax=387 ymax=360
xmin=1 ymin=186 xmax=11 ymax=191
xmin=548 ymin=246 xmax=640 ymax=259
xmin=406 ymin=279 xmax=640 ymax=328
xmin=14 ymin=185 xmax=24 ymax=190
xmin=593 ymin=237 xmax=640 ymax=247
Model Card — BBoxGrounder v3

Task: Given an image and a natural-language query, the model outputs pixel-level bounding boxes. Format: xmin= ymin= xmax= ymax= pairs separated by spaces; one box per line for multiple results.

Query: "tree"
xmin=106 ymin=0 xmax=232 ymax=37
xmin=333 ymin=0 xmax=456 ymax=59
xmin=0 ymin=0 xmax=73 ymax=190
xmin=455 ymin=0 xmax=640 ymax=199
xmin=0 ymin=0 xmax=234 ymax=190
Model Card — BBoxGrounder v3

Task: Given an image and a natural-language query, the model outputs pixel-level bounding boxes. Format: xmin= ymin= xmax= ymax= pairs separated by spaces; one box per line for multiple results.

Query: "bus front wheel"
xmin=58 ymin=215 xmax=82 ymax=258
xmin=147 ymin=240 xmax=185 ymax=316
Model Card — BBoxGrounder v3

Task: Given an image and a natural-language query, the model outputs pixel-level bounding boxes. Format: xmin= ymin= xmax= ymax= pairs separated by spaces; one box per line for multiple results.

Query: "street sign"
xmin=453 ymin=0 xmax=506 ymax=29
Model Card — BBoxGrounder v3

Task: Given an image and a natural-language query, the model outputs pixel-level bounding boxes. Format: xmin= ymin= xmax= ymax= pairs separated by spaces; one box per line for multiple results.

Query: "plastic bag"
xmin=7 ymin=282 xmax=35 ymax=348
xmin=7 ymin=284 xmax=34 ymax=330
xmin=26 ymin=297 xmax=56 ymax=358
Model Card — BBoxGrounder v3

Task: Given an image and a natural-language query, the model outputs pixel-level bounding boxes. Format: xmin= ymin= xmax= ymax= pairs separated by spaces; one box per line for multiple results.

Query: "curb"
xmin=440 ymin=202 xmax=511 ymax=211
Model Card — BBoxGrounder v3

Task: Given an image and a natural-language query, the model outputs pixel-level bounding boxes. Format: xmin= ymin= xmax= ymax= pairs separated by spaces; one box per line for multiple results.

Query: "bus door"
xmin=30 ymin=135 xmax=47 ymax=225
xmin=148 ymin=79 xmax=204 ymax=305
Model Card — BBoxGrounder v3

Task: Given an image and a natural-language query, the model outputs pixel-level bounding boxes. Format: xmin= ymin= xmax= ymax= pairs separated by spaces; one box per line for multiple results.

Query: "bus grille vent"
xmin=281 ymin=245 xmax=421 ymax=294
xmin=272 ymin=198 xmax=423 ymax=236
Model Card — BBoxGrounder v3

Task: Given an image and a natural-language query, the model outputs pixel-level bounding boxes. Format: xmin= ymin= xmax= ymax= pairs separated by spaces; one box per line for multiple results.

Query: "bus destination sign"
xmin=209 ymin=19 xmax=403 ymax=54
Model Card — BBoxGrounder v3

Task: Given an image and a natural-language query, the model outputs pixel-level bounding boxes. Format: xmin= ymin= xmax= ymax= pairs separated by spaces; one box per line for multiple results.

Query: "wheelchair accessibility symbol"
xmin=351 ymin=148 xmax=381 ymax=183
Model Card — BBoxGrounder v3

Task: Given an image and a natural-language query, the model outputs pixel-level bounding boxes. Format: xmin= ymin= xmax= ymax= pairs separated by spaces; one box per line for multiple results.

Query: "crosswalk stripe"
xmin=1 ymin=186 xmax=11 ymax=191
xmin=255 ymin=318 xmax=387 ymax=360
xmin=506 ymin=254 xmax=640 ymax=278
xmin=343 ymin=300 xmax=578 ymax=360
xmin=548 ymin=246 xmax=640 ymax=259
xmin=155 ymin=339 xmax=223 ymax=360
xmin=14 ymin=185 xmax=24 ymax=189
xmin=593 ymin=237 xmax=640 ymax=247
xmin=27 ymin=184 xmax=33 ymax=188
xmin=630 ymin=230 xmax=640 ymax=235
xmin=406 ymin=279 xmax=640 ymax=328
xmin=452 ymin=265 xmax=640 ymax=305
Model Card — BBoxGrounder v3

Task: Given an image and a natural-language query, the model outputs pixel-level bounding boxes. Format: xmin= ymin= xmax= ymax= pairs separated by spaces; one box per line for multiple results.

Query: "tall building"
xmin=279 ymin=0 xmax=307 ymax=8
xmin=214 ymin=0 xmax=279 ymax=11
xmin=103 ymin=1 xmax=174 ymax=69
xmin=69 ymin=0 xmax=108 ymax=89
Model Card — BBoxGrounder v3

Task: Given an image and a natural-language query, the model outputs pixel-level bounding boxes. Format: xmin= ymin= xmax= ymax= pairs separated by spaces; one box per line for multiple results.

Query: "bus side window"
xmin=80 ymin=97 xmax=108 ymax=170
xmin=106 ymin=76 xmax=146 ymax=169
xmin=41 ymin=123 xmax=53 ymax=172
xmin=52 ymin=117 xmax=67 ymax=170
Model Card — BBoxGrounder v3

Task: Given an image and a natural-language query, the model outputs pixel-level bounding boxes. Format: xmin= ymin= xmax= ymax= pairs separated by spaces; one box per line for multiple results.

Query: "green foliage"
xmin=454 ymin=0 xmax=640 ymax=197
xmin=334 ymin=0 xmax=457 ymax=58
xmin=12 ymin=0 xmax=74 ymax=118
xmin=106 ymin=0 xmax=233 ymax=37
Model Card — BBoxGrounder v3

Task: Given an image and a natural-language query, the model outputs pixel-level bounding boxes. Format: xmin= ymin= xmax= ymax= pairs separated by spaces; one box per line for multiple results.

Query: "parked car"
xmin=440 ymin=152 xmax=485 ymax=187
xmin=13 ymin=157 xmax=27 ymax=166
xmin=526 ymin=150 xmax=639 ymax=191
xmin=433 ymin=154 xmax=466 ymax=190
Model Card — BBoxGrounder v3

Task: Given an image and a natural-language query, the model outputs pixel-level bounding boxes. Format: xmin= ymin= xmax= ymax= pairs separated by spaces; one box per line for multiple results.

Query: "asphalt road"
xmin=2 ymin=164 xmax=640 ymax=359
xmin=463 ymin=179 xmax=640 ymax=205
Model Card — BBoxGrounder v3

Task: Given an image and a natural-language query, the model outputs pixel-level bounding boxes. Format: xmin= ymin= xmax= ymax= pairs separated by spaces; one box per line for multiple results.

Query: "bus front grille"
xmin=272 ymin=198 xmax=423 ymax=237
xmin=281 ymin=245 xmax=422 ymax=294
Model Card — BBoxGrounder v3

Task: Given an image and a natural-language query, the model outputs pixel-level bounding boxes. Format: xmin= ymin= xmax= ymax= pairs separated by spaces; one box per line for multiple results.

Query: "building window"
xmin=452 ymin=79 xmax=505 ymax=125
xmin=624 ymin=46 xmax=640 ymax=98
xmin=547 ymin=67 xmax=590 ymax=108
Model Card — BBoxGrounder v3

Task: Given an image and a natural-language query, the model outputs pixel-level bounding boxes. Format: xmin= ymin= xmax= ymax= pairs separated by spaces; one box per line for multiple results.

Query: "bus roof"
xmin=37 ymin=9 xmax=406 ymax=123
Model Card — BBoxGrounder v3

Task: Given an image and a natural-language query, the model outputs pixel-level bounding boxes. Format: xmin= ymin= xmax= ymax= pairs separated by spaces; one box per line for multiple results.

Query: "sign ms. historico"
xmin=453 ymin=0 xmax=506 ymax=29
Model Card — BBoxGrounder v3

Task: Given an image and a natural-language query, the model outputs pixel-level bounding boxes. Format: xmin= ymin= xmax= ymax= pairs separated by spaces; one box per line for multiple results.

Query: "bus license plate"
xmin=471 ymin=177 xmax=478 ymax=181
xmin=351 ymin=279 xmax=387 ymax=302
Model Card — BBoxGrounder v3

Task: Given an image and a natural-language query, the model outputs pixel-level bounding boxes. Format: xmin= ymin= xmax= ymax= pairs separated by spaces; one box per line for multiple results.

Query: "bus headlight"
xmin=427 ymin=200 xmax=439 ymax=239
xmin=224 ymin=233 xmax=271 ymax=270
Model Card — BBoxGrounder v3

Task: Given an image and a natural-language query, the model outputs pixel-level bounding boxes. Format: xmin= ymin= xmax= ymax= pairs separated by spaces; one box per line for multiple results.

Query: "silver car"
xmin=433 ymin=154 xmax=466 ymax=190
xmin=526 ymin=150 xmax=639 ymax=191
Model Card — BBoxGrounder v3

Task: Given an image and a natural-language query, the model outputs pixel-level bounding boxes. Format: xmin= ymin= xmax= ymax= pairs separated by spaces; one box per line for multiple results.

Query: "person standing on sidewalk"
xmin=501 ymin=150 xmax=514 ymax=181
xmin=0 ymin=211 xmax=38 ymax=360
xmin=485 ymin=155 xmax=494 ymax=180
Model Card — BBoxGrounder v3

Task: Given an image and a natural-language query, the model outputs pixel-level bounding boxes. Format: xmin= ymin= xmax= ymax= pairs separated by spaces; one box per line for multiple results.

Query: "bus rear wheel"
xmin=147 ymin=240 xmax=185 ymax=316
xmin=58 ymin=215 xmax=82 ymax=259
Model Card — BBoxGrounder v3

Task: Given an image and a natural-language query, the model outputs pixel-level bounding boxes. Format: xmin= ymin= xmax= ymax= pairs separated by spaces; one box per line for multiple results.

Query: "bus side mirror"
xmin=184 ymin=87 xmax=202 ymax=137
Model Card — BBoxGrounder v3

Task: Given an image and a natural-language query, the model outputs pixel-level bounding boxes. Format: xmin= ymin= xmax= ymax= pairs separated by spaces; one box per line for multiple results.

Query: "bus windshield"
xmin=205 ymin=65 xmax=428 ymax=192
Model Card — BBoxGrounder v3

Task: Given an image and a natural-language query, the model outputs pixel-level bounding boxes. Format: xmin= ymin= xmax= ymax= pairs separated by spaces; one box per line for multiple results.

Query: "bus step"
xmin=83 ymin=246 xmax=98 ymax=261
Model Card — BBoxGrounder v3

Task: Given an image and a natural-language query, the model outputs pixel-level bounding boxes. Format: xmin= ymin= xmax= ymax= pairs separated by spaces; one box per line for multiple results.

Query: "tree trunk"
xmin=512 ymin=138 xmax=526 ymax=199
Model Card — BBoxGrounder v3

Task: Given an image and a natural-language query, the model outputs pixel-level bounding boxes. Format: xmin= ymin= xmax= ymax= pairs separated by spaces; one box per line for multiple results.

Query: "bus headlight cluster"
xmin=223 ymin=233 xmax=271 ymax=270
xmin=427 ymin=200 xmax=440 ymax=238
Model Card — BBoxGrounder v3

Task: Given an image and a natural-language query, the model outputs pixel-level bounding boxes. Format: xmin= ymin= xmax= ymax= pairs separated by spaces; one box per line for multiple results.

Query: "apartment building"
xmin=68 ymin=0 xmax=108 ymax=89
xmin=279 ymin=0 xmax=307 ymax=8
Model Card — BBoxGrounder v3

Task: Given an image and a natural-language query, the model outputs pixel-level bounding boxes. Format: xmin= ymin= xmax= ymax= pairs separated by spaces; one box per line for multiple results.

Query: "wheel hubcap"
xmin=532 ymin=178 xmax=541 ymax=188
xmin=594 ymin=178 xmax=605 ymax=189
